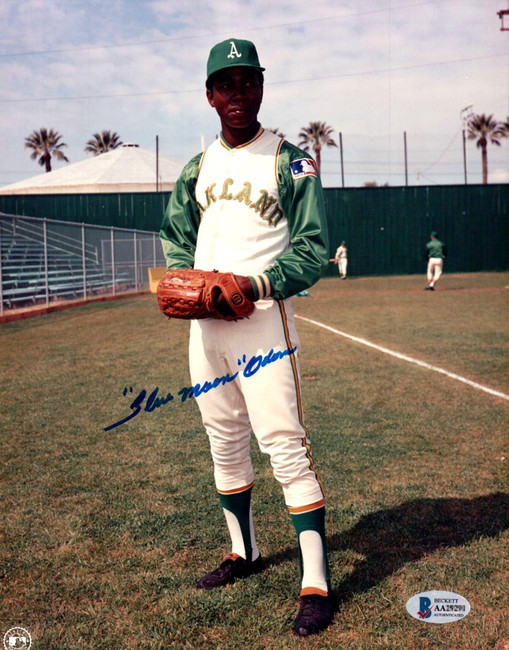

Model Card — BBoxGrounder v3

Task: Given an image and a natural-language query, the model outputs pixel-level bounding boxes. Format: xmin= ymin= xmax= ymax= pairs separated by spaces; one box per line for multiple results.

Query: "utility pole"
xmin=462 ymin=130 xmax=467 ymax=185
xmin=460 ymin=104 xmax=473 ymax=185
xmin=156 ymin=135 xmax=160 ymax=192
xmin=498 ymin=8 xmax=509 ymax=30
xmin=339 ymin=132 xmax=345 ymax=188
xmin=403 ymin=131 xmax=408 ymax=186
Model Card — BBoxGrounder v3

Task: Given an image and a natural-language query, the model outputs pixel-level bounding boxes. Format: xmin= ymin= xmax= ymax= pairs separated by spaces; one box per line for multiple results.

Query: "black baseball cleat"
xmin=196 ymin=553 xmax=264 ymax=589
xmin=293 ymin=593 xmax=335 ymax=637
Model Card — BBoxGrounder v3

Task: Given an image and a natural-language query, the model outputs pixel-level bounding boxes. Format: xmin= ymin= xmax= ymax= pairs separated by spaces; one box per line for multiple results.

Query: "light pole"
xmin=404 ymin=131 xmax=408 ymax=186
xmin=460 ymin=104 xmax=473 ymax=185
xmin=338 ymin=132 xmax=345 ymax=188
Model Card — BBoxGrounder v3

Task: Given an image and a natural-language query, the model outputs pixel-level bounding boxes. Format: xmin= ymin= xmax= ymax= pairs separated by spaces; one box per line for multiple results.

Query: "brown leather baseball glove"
xmin=157 ymin=269 xmax=255 ymax=321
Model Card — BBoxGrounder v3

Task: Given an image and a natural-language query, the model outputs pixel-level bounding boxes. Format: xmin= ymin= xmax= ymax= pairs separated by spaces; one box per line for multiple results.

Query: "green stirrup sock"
xmin=218 ymin=486 xmax=254 ymax=562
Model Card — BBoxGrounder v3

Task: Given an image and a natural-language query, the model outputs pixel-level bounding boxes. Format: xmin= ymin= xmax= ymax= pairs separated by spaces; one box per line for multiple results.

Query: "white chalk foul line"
xmin=296 ymin=315 xmax=509 ymax=402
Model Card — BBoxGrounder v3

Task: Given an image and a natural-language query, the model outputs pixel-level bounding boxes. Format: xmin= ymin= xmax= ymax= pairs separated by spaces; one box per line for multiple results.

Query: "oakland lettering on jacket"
xmin=197 ymin=178 xmax=284 ymax=227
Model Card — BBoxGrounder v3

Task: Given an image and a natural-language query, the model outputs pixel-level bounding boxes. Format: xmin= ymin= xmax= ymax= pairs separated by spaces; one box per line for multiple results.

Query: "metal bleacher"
xmin=0 ymin=216 xmax=131 ymax=309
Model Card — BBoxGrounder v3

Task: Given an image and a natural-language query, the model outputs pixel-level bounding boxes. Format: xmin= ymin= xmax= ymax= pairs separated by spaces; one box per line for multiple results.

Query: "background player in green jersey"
xmin=425 ymin=231 xmax=447 ymax=290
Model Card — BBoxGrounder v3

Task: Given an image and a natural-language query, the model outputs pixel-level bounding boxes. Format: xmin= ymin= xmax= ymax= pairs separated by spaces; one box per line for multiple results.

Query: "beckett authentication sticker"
xmin=406 ymin=591 xmax=470 ymax=624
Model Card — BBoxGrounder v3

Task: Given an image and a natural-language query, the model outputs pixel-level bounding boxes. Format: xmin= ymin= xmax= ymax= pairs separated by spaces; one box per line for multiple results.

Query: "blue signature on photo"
xmin=104 ymin=346 xmax=297 ymax=432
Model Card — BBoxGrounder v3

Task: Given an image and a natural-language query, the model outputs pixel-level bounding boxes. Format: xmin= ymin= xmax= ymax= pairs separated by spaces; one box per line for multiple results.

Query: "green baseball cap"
xmin=207 ymin=38 xmax=265 ymax=81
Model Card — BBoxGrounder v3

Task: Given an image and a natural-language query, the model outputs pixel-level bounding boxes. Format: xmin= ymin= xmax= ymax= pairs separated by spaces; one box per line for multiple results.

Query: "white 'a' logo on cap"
xmin=227 ymin=41 xmax=242 ymax=60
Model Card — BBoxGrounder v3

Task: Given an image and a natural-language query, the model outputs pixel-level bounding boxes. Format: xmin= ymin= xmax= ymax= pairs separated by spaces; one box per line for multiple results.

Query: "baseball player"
xmin=159 ymin=38 xmax=334 ymax=636
xmin=425 ymin=231 xmax=446 ymax=290
xmin=334 ymin=241 xmax=348 ymax=279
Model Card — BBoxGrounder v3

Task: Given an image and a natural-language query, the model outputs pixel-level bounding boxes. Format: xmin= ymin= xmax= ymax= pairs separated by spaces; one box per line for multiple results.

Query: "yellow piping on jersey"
xmin=219 ymin=127 xmax=265 ymax=151
xmin=274 ymin=137 xmax=284 ymax=184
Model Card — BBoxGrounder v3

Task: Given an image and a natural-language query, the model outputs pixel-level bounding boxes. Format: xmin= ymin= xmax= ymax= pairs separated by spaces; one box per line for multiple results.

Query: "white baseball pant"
xmin=188 ymin=298 xmax=324 ymax=509
xmin=427 ymin=257 xmax=443 ymax=285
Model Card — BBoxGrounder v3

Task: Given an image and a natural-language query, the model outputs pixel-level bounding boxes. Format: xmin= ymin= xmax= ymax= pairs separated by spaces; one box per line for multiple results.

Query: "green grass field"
xmin=1 ymin=272 xmax=508 ymax=649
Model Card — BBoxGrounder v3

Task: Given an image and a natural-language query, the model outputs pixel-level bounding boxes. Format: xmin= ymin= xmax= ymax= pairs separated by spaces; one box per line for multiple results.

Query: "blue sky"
xmin=1 ymin=0 xmax=508 ymax=188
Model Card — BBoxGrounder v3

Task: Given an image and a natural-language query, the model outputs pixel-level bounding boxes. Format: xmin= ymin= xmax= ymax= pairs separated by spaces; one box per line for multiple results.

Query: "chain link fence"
xmin=0 ymin=213 xmax=165 ymax=315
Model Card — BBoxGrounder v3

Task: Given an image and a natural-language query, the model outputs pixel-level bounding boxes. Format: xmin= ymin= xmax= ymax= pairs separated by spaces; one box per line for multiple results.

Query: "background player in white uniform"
xmin=334 ymin=241 xmax=348 ymax=279
xmin=160 ymin=38 xmax=334 ymax=637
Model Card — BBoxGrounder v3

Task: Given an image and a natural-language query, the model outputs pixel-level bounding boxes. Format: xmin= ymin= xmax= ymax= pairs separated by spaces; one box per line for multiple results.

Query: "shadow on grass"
xmin=266 ymin=492 xmax=509 ymax=607
xmin=331 ymin=492 xmax=509 ymax=607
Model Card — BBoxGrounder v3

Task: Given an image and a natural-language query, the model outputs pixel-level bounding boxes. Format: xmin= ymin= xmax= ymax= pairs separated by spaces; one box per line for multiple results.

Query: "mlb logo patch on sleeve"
xmin=290 ymin=158 xmax=317 ymax=180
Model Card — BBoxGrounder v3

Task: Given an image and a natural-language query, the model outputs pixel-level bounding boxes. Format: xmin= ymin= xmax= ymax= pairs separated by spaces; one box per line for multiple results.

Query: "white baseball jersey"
xmin=160 ymin=128 xmax=329 ymax=300
xmin=194 ymin=130 xmax=289 ymax=278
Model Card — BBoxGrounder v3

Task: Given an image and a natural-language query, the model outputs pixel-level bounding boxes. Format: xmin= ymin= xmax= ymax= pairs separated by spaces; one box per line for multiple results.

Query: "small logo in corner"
xmin=3 ymin=627 xmax=32 ymax=650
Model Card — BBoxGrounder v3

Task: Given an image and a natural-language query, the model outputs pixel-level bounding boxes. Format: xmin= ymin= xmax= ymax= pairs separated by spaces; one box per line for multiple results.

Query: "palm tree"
xmin=466 ymin=113 xmax=504 ymax=184
xmin=298 ymin=121 xmax=337 ymax=173
xmin=268 ymin=127 xmax=286 ymax=139
xmin=85 ymin=130 xmax=123 ymax=155
xmin=24 ymin=127 xmax=69 ymax=172
xmin=503 ymin=116 xmax=509 ymax=138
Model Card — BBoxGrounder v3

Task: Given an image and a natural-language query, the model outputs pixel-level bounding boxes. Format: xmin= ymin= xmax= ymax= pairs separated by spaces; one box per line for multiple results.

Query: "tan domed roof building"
xmin=0 ymin=144 xmax=183 ymax=195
